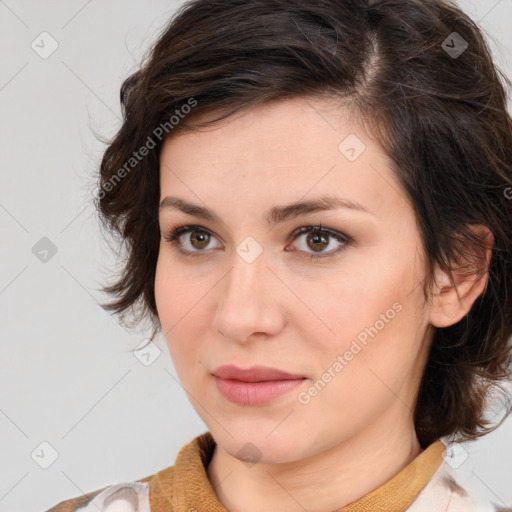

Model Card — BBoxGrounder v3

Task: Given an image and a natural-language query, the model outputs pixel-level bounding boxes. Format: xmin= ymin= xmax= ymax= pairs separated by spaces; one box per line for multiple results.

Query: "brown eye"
xmin=288 ymin=225 xmax=351 ymax=260
xmin=306 ymin=231 xmax=329 ymax=252
xmin=163 ymin=225 xmax=222 ymax=257
xmin=188 ymin=230 xmax=210 ymax=250
xmin=164 ymin=224 xmax=350 ymax=260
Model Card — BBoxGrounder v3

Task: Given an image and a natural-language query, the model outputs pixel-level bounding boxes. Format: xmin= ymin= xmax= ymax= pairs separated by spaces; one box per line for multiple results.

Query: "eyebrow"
xmin=159 ymin=195 xmax=372 ymax=226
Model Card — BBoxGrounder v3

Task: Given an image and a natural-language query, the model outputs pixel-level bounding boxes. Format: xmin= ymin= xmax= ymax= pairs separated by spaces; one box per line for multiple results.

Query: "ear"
xmin=429 ymin=225 xmax=493 ymax=328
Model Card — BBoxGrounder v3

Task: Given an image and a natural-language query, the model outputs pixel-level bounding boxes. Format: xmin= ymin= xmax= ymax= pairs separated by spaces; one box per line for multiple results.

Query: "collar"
xmin=148 ymin=432 xmax=445 ymax=512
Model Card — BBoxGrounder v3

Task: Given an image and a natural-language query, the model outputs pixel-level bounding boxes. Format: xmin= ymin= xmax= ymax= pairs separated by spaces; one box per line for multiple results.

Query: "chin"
xmin=206 ymin=420 xmax=313 ymax=465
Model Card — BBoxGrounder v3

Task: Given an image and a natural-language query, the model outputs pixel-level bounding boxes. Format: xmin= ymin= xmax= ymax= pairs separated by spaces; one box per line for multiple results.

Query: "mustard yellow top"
xmin=46 ymin=432 xmax=447 ymax=512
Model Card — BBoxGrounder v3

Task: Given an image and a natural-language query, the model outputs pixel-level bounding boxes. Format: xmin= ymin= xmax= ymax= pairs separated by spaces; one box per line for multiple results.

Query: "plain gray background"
xmin=1 ymin=1 xmax=511 ymax=511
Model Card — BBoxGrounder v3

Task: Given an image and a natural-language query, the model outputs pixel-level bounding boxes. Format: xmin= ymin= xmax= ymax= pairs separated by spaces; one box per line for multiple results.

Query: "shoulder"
xmin=44 ymin=476 xmax=155 ymax=512
xmin=407 ymin=454 xmax=508 ymax=512
xmin=44 ymin=432 xmax=212 ymax=512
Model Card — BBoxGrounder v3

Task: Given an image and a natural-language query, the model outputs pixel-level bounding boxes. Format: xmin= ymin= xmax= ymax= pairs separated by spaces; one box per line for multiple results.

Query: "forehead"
xmin=158 ymin=97 xmax=409 ymax=219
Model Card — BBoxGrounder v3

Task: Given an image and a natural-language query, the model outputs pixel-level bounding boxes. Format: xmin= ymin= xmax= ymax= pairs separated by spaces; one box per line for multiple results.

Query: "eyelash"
xmin=162 ymin=223 xmax=352 ymax=261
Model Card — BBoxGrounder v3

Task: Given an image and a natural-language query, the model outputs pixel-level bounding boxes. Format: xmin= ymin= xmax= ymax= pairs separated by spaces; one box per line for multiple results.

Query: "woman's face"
xmin=154 ymin=97 xmax=433 ymax=463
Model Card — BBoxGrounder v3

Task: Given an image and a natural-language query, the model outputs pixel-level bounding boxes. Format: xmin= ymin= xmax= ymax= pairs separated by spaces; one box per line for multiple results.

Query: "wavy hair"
xmin=95 ymin=0 xmax=512 ymax=447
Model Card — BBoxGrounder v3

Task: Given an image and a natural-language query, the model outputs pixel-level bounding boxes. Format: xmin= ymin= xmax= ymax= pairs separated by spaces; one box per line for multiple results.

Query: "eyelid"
xmin=288 ymin=224 xmax=351 ymax=245
xmin=286 ymin=224 xmax=351 ymax=259
xmin=163 ymin=224 xmax=222 ymax=258
xmin=163 ymin=223 xmax=351 ymax=259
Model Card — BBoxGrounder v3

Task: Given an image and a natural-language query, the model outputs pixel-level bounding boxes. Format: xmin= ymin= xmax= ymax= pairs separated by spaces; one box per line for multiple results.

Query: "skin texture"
xmin=154 ymin=97 xmax=491 ymax=512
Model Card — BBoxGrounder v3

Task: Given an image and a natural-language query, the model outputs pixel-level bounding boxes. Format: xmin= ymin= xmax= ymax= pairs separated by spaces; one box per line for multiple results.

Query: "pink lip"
xmin=212 ymin=364 xmax=305 ymax=382
xmin=212 ymin=365 xmax=306 ymax=406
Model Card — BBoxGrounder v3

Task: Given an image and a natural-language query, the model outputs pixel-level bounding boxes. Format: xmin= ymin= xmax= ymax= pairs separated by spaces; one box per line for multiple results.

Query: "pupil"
xmin=192 ymin=231 xmax=209 ymax=249
xmin=309 ymin=232 xmax=327 ymax=251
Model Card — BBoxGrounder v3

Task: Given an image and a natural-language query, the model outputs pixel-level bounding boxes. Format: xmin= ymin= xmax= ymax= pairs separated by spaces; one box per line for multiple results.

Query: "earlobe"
xmin=429 ymin=225 xmax=493 ymax=328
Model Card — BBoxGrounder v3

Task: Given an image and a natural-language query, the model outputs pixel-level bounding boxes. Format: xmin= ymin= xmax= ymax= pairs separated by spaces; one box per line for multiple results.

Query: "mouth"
xmin=212 ymin=364 xmax=305 ymax=382
xmin=211 ymin=365 xmax=307 ymax=406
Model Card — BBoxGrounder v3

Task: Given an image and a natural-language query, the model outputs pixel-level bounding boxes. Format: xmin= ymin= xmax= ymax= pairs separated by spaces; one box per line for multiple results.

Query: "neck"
xmin=207 ymin=409 xmax=422 ymax=512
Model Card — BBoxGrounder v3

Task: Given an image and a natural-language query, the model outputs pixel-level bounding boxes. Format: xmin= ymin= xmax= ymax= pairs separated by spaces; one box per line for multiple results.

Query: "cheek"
xmin=301 ymin=250 xmax=423 ymax=351
xmin=154 ymin=248 xmax=210 ymax=328
xmin=154 ymin=254 xmax=199 ymax=367
xmin=300 ymin=300 xmax=425 ymax=439
xmin=301 ymin=244 xmax=427 ymax=394
xmin=154 ymin=254 xmax=178 ymax=329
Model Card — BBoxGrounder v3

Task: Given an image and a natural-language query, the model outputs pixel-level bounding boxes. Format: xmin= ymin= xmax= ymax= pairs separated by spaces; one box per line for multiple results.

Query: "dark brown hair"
xmin=95 ymin=0 xmax=512 ymax=447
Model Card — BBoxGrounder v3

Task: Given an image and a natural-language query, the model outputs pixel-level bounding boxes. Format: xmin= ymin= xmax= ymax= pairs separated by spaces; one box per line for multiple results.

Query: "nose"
xmin=212 ymin=248 xmax=285 ymax=343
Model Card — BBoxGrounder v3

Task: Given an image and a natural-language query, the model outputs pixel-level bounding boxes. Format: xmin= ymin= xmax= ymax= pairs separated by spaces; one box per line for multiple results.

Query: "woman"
xmin=46 ymin=0 xmax=512 ymax=510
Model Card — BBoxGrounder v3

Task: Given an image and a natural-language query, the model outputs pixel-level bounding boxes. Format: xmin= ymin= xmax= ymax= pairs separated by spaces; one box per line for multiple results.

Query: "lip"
xmin=212 ymin=364 xmax=305 ymax=382
xmin=212 ymin=365 xmax=306 ymax=406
